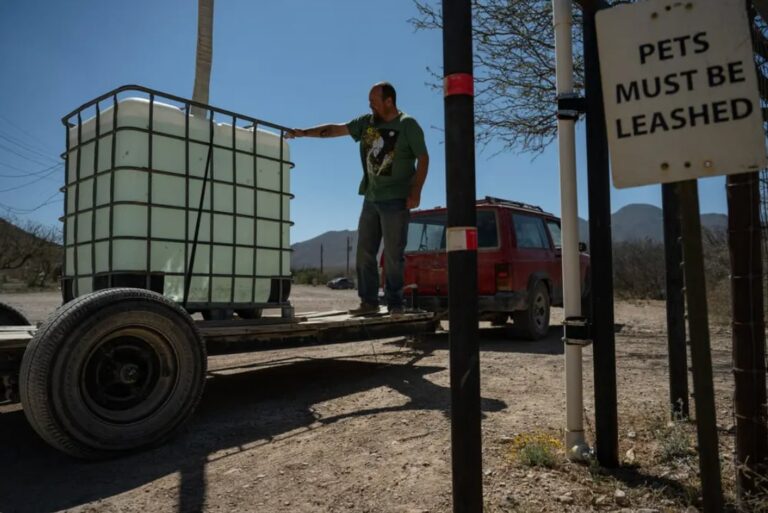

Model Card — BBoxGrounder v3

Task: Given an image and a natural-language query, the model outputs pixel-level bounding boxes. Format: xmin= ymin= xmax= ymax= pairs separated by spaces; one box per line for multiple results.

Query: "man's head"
xmin=369 ymin=82 xmax=398 ymax=121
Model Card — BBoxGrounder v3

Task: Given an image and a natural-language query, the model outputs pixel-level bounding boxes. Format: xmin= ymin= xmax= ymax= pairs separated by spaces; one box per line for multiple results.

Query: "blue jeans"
xmin=356 ymin=198 xmax=409 ymax=308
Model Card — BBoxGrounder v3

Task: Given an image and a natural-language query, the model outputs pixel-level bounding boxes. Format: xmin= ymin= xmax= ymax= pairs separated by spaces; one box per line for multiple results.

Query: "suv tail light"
xmin=495 ymin=263 xmax=512 ymax=292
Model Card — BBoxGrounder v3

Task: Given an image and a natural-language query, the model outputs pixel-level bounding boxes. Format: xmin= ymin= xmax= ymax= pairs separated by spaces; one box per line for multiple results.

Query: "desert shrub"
xmin=506 ymin=432 xmax=563 ymax=468
xmin=612 ymin=238 xmax=666 ymax=299
xmin=292 ymin=268 xmax=329 ymax=286
xmin=611 ymin=228 xmax=732 ymax=307
xmin=647 ymin=411 xmax=695 ymax=463
xmin=701 ymin=227 xmax=733 ymax=323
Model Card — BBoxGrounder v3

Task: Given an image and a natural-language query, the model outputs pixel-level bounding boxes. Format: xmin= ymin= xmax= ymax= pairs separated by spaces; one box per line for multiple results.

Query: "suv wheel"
xmin=512 ymin=282 xmax=550 ymax=340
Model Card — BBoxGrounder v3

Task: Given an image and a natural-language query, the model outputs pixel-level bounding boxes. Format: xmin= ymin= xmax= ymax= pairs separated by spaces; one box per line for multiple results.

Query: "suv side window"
xmin=405 ymin=211 xmax=499 ymax=252
xmin=546 ymin=221 xmax=562 ymax=249
xmin=477 ymin=210 xmax=498 ymax=248
xmin=513 ymin=214 xmax=551 ymax=249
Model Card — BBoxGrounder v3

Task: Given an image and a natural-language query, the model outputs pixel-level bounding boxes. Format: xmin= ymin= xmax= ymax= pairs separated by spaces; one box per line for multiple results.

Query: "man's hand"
xmin=406 ymin=191 xmax=421 ymax=210
xmin=407 ymin=153 xmax=428 ymax=210
xmin=284 ymin=129 xmax=306 ymax=139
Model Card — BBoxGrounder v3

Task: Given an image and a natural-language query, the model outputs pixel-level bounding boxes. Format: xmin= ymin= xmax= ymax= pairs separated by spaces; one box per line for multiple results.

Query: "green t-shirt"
xmin=346 ymin=112 xmax=427 ymax=201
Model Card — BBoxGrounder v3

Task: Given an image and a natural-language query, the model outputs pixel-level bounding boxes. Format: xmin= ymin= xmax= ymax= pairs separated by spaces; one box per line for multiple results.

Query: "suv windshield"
xmin=405 ymin=210 xmax=498 ymax=253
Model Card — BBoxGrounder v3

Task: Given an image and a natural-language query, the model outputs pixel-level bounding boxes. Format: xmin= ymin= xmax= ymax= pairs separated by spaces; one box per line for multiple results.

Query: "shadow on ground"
xmin=593 ymin=464 xmax=701 ymax=508
xmin=0 ymin=352 xmax=506 ymax=513
xmin=395 ymin=324 xmax=565 ymax=356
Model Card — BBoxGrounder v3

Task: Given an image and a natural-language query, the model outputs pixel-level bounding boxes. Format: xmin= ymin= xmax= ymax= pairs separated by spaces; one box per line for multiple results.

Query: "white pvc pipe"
xmin=552 ymin=0 xmax=590 ymax=460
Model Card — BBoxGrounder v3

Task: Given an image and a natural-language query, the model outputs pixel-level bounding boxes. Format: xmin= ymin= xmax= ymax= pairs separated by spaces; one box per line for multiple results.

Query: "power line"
xmin=0 ymin=132 xmax=60 ymax=164
xmin=0 ymin=123 xmax=58 ymax=154
xmin=0 ymin=162 xmax=63 ymax=179
xmin=0 ymin=190 xmax=62 ymax=215
xmin=0 ymin=140 xmax=56 ymax=167
xmin=0 ymin=160 xmax=34 ymax=173
xmin=0 ymin=166 xmax=61 ymax=193
xmin=0 ymin=114 xmax=58 ymax=155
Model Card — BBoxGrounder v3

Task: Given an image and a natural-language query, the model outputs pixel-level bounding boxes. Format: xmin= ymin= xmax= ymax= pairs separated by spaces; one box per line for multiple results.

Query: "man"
xmin=287 ymin=82 xmax=429 ymax=316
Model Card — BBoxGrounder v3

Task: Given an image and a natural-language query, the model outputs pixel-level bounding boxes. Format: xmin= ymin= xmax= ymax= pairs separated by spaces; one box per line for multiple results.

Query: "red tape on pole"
xmin=444 ymin=73 xmax=474 ymax=97
xmin=446 ymin=227 xmax=478 ymax=252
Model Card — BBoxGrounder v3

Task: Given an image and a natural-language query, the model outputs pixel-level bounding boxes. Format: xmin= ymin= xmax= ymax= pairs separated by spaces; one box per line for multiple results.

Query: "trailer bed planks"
xmin=0 ymin=310 xmax=437 ymax=352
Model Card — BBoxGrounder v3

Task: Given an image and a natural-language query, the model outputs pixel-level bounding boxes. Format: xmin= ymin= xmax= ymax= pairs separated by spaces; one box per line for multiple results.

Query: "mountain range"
xmin=291 ymin=203 xmax=728 ymax=271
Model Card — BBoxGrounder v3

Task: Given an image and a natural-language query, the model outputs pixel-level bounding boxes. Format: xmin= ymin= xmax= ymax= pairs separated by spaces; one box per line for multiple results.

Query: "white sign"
xmin=596 ymin=0 xmax=767 ymax=189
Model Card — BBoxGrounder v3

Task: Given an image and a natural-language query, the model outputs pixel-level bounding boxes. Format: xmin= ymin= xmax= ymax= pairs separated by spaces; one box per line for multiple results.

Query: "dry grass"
xmin=735 ymin=465 xmax=768 ymax=513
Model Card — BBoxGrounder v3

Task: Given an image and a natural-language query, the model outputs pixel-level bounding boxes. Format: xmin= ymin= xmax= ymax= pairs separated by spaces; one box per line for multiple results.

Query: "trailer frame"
xmin=0 ymin=294 xmax=437 ymax=459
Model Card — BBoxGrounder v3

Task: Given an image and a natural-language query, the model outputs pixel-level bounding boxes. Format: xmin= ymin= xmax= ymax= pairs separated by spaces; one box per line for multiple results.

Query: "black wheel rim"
xmin=532 ymin=292 xmax=548 ymax=331
xmin=81 ymin=327 xmax=177 ymax=423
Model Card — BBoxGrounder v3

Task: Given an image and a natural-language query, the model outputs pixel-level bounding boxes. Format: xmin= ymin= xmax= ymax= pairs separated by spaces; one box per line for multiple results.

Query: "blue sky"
xmin=0 ymin=0 xmax=728 ymax=243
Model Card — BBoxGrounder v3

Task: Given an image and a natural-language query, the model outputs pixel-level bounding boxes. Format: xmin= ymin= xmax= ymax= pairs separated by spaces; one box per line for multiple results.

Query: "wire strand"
xmin=0 ymin=190 xmax=62 ymax=214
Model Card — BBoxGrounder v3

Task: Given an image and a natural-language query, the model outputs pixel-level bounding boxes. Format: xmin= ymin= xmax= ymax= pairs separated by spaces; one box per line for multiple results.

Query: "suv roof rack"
xmin=479 ymin=196 xmax=545 ymax=213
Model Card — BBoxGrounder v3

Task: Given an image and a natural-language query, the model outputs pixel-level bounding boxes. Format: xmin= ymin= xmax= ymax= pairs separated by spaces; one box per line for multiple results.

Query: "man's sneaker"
xmin=349 ymin=302 xmax=380 ymax=316
xmin=388 ymin=306 xmax=405 ymax=317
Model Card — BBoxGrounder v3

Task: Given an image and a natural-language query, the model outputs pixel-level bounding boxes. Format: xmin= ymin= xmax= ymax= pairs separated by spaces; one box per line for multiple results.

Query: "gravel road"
xmin=0 ymin=288 xmax=741 ymax=512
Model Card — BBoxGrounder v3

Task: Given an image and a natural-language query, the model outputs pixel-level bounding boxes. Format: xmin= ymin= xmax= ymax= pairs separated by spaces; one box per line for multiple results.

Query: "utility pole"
xmin=442 ymin=1 xmax=483 ymax=511
xmin=346 ymin=236 xmax=351 ymax=277
xmin=191 ymin=0 xmax=214 ymax=118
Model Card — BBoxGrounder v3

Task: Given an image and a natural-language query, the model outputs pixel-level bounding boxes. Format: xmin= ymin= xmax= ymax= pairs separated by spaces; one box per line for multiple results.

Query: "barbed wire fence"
xmin=750 ymin=3 xmax=768 ymax=318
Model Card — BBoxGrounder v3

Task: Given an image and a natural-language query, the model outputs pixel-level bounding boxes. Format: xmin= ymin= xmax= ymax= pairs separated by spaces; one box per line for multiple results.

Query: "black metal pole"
xmin=662 ymin=183 xmax=690 ymax=419
xmin=678 ymin=179 xmax=724 ymax=513
xmin=580 ymin=0 xmax=618 ymax=468
xmin=442 ymin=1 xmax=483 ymax=512
xmin=726 ymin=172 xmax=768 ymax=498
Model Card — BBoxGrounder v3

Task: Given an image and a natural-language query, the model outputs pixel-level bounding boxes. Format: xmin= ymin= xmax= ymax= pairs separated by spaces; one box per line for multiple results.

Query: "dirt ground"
xmin=0 ymin=286 xmax=750 ymax=512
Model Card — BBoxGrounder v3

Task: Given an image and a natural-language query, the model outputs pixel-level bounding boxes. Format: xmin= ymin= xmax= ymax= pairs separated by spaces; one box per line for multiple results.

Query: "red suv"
xmin=402 ymin=196 xmax=590 ymax=339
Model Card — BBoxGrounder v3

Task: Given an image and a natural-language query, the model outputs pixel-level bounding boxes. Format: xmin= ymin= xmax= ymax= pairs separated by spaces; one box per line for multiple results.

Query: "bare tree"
xmin=0 ymin=218 xmax=59 ymax=270
xmin=191 ymin=0 xmax=214 ymax=118
xmin=0 ymin=217 xmax=62 ymax=288
xmin=410 ymin=0 xmax=584 ymax=154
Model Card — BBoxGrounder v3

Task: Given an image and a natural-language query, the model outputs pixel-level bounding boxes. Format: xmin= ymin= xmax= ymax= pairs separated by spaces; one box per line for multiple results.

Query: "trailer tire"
xmin=0 ymin=302 xmax=30 ymax=326
xmin=19 ymin=288 xmax=206 ymax=459
xmin=512 ymin=281 xmax=550 ymax=340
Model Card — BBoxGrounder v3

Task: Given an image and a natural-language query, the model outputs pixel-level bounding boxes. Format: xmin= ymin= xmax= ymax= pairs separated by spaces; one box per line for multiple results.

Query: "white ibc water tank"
xmin=61 ymin=92 xmax=292 ymax=312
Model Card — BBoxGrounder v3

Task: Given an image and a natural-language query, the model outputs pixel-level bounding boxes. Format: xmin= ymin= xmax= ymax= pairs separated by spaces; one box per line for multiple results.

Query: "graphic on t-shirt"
xmin=362 ymin=126 xmax=399 ymax=176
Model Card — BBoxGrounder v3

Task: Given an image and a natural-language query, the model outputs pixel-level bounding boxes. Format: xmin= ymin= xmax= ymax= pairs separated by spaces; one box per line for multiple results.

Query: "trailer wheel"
xmin=19 ymin=288 xmax=206 ymax=459
xmin=0 ymin=302 xmax=30 ymax=326
xmin=512 ymin=281 xmax=550 ymax=340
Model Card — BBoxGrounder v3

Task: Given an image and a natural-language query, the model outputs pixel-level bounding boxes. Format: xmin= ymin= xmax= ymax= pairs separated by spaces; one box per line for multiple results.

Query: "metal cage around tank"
xmin=60 ymin=85 xmax=295 ymax=314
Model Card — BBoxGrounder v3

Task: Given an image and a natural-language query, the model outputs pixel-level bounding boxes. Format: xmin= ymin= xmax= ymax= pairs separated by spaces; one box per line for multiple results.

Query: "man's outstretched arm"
xmin=285 ymin=124 xmax=349 ymax=139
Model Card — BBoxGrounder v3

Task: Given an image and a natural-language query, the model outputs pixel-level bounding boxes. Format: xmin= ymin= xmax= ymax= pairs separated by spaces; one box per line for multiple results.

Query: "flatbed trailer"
xmin=0 ymin=289 xmax=437 ymax=459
